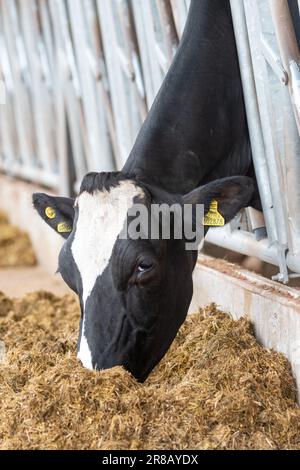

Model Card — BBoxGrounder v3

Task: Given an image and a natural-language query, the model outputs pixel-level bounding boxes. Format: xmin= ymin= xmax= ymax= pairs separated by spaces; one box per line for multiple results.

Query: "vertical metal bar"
xmin=170 ymin=0 xmax=189 ymax=37
xmin=270 ymin=0 xmax=300 ymax=134
xmin=240 ymin=0 xmax=293 ymax=281
xmin=116 ymin=0 xmax=147 ymax=122
xmin=269 ymin=0 xmax=300 ymax=262
xmin=156 ymin=0 xmax=179 ymax=61
xmin=49 ymin=0 xmax=85 ymax=194
xmin=85 ymin=0 xmax=119 ymax=165
xmin=131 ymin=0 xmax=165 ymax=107
xmin=1 ymin=0 xmax=35 ymax=171
xmin=96 ymin=0 xmax=143 ymax=165
xmin=39 ymin=0 xmax=55 ymax=79
xmin=230 ymin=0 xmax=279 ymax=246
xmin=68 ymin=0 xmax=115 ymax=173
xmin=19 ymin=0 xmax=57 ymax=174
xmin=0 ymin=13 xmax=16 ymax=173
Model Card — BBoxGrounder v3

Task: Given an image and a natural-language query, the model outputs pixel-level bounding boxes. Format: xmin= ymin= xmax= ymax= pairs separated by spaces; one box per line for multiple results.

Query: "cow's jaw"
xmin=71 ymin=181 xmax=145 ymax=370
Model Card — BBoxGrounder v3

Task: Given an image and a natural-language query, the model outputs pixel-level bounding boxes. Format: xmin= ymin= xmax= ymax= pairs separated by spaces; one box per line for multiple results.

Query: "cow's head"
xmin=33 ymin=172 xmax=253 ymax=381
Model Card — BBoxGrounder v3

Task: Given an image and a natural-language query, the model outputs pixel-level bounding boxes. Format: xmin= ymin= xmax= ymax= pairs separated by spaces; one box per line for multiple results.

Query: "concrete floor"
xmin=0 ymin=266 xmax=70 ymax=298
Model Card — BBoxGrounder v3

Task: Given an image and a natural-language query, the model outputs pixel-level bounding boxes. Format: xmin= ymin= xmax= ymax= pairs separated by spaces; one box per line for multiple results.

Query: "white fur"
xmin=72 ymin=181 xmax=144 ymax=369
xmin=77 ymin=315 xmax=93 ymax=369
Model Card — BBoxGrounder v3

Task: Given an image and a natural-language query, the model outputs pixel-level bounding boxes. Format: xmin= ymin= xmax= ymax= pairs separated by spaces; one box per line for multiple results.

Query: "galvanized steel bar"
xmin=229 ymin=0 xmax=300 ymax=280
xmin=270 ymin=0 xmax=300 ymax=133
xmin=156 ymin=0 xmax=179 ymax=61
xmin=67 ymin=0 xmax=114 ymax=173
xmin=244 ymin=0 xmax=290 ymax=252
xmin=230 ymin=0 xmax=279 ymax=246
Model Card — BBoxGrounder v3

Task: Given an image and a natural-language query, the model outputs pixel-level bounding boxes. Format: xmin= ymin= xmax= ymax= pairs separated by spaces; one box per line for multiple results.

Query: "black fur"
xmin=79 ymin=172 xmax=130 ymax=195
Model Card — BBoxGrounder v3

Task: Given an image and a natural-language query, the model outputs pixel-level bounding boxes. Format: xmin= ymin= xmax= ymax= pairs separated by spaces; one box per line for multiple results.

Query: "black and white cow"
xmin=33 ymin=0 xmax=256 ymax=381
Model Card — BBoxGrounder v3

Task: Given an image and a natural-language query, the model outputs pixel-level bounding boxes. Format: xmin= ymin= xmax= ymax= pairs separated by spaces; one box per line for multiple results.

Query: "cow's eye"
xmin=137 ymin=260 xmax=154 ymax=273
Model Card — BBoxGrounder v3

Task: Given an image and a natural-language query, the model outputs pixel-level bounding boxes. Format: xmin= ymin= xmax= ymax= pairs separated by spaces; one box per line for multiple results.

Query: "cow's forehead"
xmin=72 ymin=181 xmax=145 ymax=306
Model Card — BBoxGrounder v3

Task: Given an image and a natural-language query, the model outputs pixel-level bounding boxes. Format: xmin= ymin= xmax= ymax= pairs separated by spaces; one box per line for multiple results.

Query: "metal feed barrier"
xmin=0 ymin=0 xmax=300 ymax=284
xmin=208 ymin=0 xmax=300 ymax=284
xmin=0 ymin=0 xmax=190 ymax=194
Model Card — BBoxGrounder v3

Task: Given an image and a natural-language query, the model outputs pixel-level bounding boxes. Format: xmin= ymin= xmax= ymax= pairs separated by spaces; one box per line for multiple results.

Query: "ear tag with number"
xmin=203 ymin=199 xmax=225 ymax=227
xmin=45 ymin=207 xmax=56 ymax=219
xmin=57 ymin=221 xmax=72 ymax=233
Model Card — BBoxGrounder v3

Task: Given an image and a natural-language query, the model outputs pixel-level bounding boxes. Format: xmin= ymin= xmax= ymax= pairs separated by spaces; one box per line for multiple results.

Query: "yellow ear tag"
xmin=203 ymin=199 xmax=225 ymax=227
xmin=45 ymin=207 xmax=56 ymax=219
xmin=57 ymin=222 xmax=72 ymax=233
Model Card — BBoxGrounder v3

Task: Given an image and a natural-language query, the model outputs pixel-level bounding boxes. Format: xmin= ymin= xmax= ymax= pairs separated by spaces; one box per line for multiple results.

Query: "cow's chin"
xmin=75 ymin=269 xmax=194 ymax=380
xmin=75 ymin=324 xmax=163 ymax=381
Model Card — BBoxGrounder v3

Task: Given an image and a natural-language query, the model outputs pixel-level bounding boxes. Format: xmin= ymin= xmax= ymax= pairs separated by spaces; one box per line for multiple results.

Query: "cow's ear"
xmin=32 ymin=193 xmax=75 ymax=239
xmin=182 ymin=176 xmax=254 ymax=226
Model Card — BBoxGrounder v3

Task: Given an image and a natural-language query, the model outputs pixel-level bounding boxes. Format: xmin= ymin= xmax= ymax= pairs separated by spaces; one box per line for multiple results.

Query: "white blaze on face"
xmin=72 ymin=181 xmax=144 ymax=370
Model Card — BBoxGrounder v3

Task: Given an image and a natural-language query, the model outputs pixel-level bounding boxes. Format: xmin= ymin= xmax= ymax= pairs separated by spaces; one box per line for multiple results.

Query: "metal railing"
xmin=0 ymin=0 xmax=190 ymax=194
xmin=207 ymin=0 xmax=300 ymax=283
xmin=1 ymin=0 xmax=300 ymax=282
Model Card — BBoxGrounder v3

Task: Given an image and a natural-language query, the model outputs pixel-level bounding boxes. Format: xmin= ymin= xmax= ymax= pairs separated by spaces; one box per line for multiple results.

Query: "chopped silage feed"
xmin=0 ymin=291 xmax=299 ymax=450
xmin=0 ymin=211 xmax=36 ymax=267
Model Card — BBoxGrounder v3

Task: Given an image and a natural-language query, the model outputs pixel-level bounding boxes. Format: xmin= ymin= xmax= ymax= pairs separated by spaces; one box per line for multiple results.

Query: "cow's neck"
xmin=123 ymin=0 xmax=251 ymax=194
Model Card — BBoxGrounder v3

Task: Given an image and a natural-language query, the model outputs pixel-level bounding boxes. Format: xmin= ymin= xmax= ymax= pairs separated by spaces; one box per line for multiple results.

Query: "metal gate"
xmin=0 ymin=0 xmax=190 ymax=194
xmin=1 ymin=0 xmax=300 ymax=283
xmin=207 ymin=0 xmax=300 ymax=283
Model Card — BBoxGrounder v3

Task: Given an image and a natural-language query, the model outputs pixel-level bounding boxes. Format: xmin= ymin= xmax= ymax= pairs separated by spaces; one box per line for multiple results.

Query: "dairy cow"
xmin=33 ymin=0 xmax=256 ymax=381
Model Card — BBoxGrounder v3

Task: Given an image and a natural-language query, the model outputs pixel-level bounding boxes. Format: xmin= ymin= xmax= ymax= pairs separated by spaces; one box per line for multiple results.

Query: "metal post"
xmin=229 ymin=0 xmax=279 ymax=246
xmin=156 ymin=0 xmax=179 ymax=61
xmin=270 ymin=0 xmax=300 ymax=134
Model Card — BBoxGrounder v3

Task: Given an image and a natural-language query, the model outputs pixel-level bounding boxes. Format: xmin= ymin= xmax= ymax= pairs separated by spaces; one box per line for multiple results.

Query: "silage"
xmin=0 ymin=291 xmax=299 ymax=450
xmin=0 ymin=211 xmax=36 ymax=267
